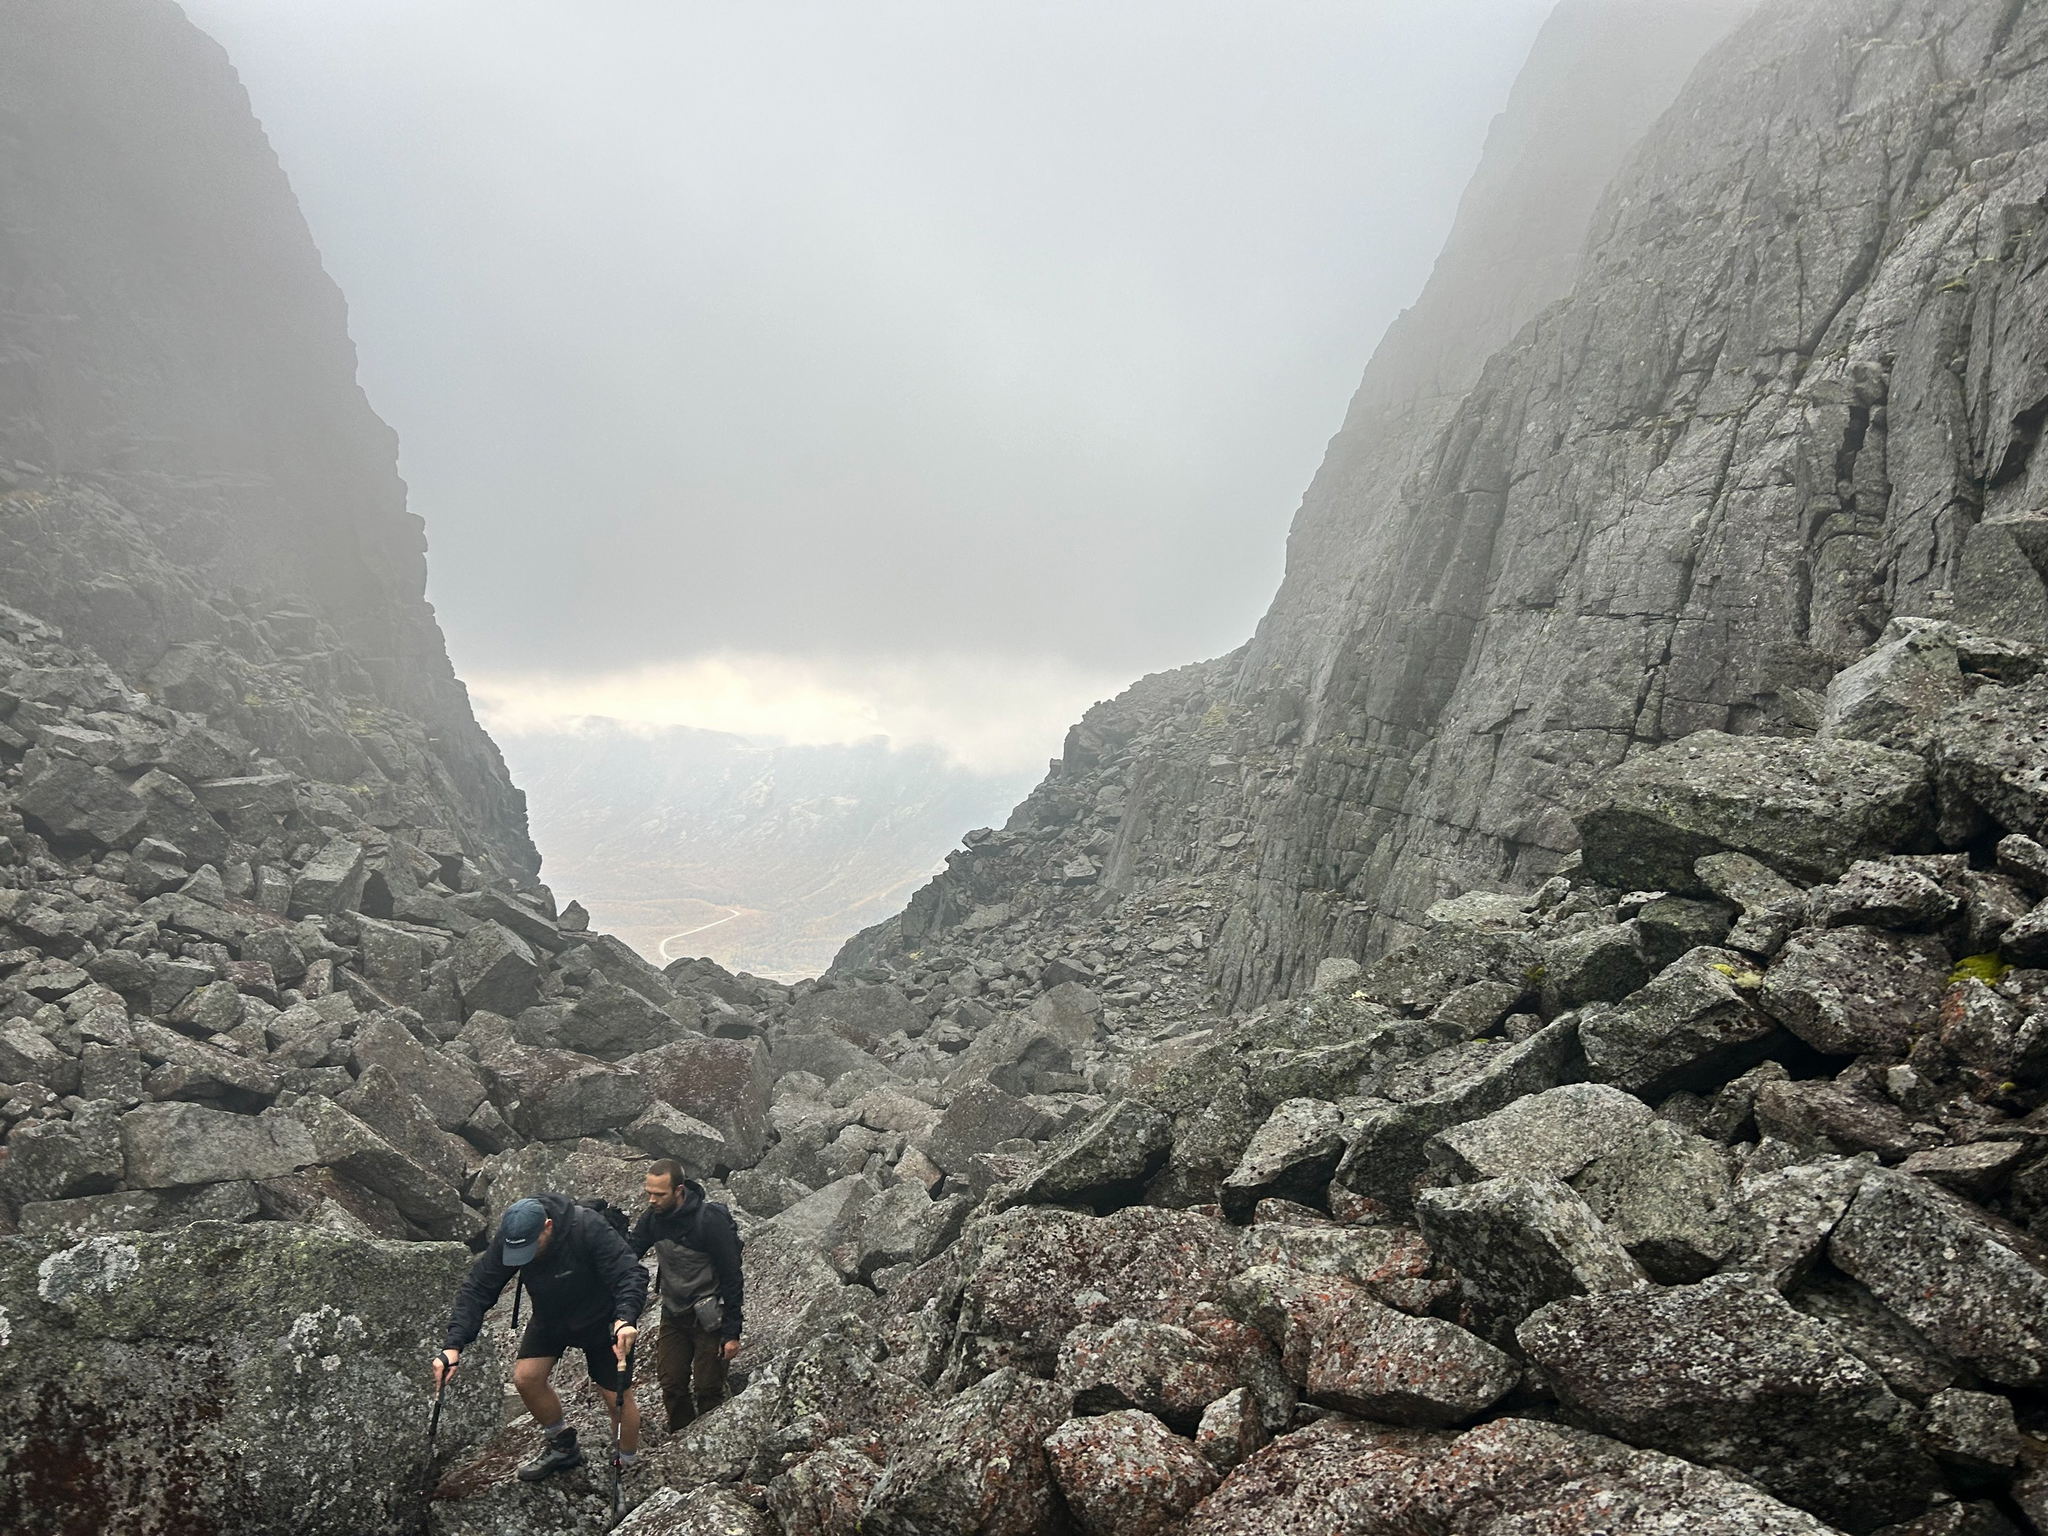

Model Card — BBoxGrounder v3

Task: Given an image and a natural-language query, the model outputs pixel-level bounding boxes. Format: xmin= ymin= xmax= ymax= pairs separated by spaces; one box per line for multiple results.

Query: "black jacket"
xmin=628 ymin=1181 xmax=744 ymax=1340
xmin=444 ymin=1191 xmax=649 ymax=1351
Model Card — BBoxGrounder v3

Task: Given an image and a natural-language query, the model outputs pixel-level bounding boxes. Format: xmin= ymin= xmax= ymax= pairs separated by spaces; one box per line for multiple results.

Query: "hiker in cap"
xmin=628 ymin=1159 xmax=744 ymax=1431
xmin=435 ymin=1192 xmax=650 ymax=1481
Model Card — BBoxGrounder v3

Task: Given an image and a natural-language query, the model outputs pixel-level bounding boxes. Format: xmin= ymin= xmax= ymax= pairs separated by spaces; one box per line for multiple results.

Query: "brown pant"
xmin=655 ymin=1306 xmax=729 ymax=1431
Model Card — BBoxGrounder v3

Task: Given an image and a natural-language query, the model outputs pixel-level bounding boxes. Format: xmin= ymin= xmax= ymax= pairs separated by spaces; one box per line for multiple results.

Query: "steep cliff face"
xmin=853 ymin=0 xmax=2048 ymax=1012
xmin=1215 ymin=0 xmax=2048 ymax=1004
xmin=837 ymin=0 xmax=1757 ymax=991
xmin=0 ymin=0 xmax=536 ymax=878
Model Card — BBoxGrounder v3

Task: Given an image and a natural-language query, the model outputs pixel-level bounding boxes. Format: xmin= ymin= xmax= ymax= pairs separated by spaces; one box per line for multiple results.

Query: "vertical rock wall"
xmin=0 ymin=0 xmax=537 ymax=878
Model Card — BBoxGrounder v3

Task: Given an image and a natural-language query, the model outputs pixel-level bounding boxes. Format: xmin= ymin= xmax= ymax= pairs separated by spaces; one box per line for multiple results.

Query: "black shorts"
xmin=517 ymin=1314 xmax=626 ymax=1393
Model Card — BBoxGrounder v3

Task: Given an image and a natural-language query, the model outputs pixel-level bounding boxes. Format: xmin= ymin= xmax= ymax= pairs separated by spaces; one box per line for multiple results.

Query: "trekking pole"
xmin=607 ymin=1339 xmax=638 ymax=1529
xmin=421 ymin=1352 xmax=456 ymax=1502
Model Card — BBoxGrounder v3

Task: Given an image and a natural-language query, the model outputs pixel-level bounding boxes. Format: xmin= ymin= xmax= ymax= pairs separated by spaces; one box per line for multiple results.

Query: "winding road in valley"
xmin=657 ymin=908 xmax=742 ymax=962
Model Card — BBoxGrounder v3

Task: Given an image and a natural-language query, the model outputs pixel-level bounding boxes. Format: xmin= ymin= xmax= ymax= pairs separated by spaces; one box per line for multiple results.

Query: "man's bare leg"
xmin=596 ymin=1386 xmax=641 ymax=1454
xmin=513 ymin=1354 xmax=565 ymax=1427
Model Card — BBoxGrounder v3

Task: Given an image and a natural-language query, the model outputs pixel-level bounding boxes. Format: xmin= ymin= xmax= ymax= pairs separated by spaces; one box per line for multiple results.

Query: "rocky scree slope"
xmin=10 ymin=554 xmax=2048 ymax=1536
xmin=0 ymin=0 xmax=535 ymax=877
xmin=844 ymin=0 xmax=2048 ymax=1017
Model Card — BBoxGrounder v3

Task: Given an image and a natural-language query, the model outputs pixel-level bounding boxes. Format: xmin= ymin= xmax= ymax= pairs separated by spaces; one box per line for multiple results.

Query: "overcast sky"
xmin=180 ymin=0 xmax=1556 ymax=771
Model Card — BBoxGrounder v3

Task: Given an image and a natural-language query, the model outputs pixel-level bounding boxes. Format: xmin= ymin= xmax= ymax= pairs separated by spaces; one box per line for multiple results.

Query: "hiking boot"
xmin=517 ymin=1427 xmax=584 ymax=1482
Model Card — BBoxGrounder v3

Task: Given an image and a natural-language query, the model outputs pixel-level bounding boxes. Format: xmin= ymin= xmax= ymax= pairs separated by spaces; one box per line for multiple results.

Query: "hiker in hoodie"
xmin=434 ymin=1192 xmax=650 ymax=1481
xmin=628 ymin=1159 xmax=745 ymax=1431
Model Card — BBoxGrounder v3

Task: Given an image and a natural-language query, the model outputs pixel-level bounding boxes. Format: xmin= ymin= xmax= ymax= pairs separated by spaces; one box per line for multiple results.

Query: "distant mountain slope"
xmin=498 ymin=720 xmax=1034 ymax=977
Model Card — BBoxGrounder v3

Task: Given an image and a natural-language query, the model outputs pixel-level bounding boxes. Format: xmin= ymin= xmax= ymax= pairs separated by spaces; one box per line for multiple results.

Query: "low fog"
xmin=180 ymin=0 xmax=1555 ymax=773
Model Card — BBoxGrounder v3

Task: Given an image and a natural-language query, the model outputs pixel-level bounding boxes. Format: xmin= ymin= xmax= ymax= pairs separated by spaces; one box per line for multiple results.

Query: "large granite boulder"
xmin=119 ymin=1100 xmax=314 ymax=1188
xmin=450 ymin=921 xmax=542 ymax=1019
xmin=478 ymin=1042 xmax=651 ymax=1142
xmin=860 ymin=1368 xmax=1071 ymax=1536
xmin=1578 ymin=947 xmax=1779 ymax=1099
xmin=624 ymin=1036 xmax=774 ymax=1166
xmin=1934 ymin=676 xmax=2048 ymax=841
xmin=1519 ymin=1273 xmax=1943 ymax=1531
xmin=1577 ymin=732 xmax=1933 ymax=893
xmin=948 ymin=1205 xmax=1243 ymax=1384
xmin=1177 ymin=1415 xmax=1839 ymax=1536
xmin=1044 ymin=1409 xmax=1216 ymax=1536
xmin=1415 ymin=1175 xmax=1645 ymax=1346
xmin=561 ymin=980 xmax=692 ymax=1060
xmin=789 ymin=985 xmax=922 ymax=1049
xmin=1759 ymin=927 xmax=1950 ymax=1056
xmin=1828 ymin=1167 xmax=2048 ymax=1388
xmin=0 ymin=1222 xmax=503 ymax=1535
xmin=347 ymin=1016 xmax=486 ymax=1132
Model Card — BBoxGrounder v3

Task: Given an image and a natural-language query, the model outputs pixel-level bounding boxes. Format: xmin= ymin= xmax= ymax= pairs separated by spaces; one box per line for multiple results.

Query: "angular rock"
xmin=1541 ymin=924 xmax=1650 ymax=1011
xmin=479 ymin=1043 xmax=651 ymax=1142
xmin=614 ymin=1485 xmax=773 ymax=1536
xmin=1577 ymin=732 xmax=1934 ymax=893
xmin=1519 ymin=1273 xmax=1942 ymax=1532
xmin=1579 ymin=946 xmax=1778 ymax=1099
xmin=1752 ymin=1078 xmax=1938 ymax=1162
xmin=626 ymin=1100 xmax=732 ymax=1173
xmin=562 ymin=980 xmax=690 ymax=1060
xmin=949 ymin=1205 xmax=1242 ymax=1383
xmin=346 ymin=1015 xmax=485 ymax=1132
xmin=1761 ymin=927 xmax=1949 ymax=1056
xmin=1920 ymin=1388 xmax=2019 ymax=1472
xmin=0 ymin=1101 xmax=123 ymax=1203
xmin=1636 ymin=897 xmax=1738 ymax=971
xmin=1195 ymin=1386 xmax=1266 ymax=1473
xmin=790 ymin=985 xmax=922 ymax=1049
xmin=0 ymin=1222 xmax=503 ymax=1535
xmin=449 ymin=920 xmax=541 ymax=1019
xmin=1056 ymin=1317 xmax=1238 ymax=1430
xmin=2007 ymin=899 xmax=2048 ymax=967
xmin=1934 ymin=676 xmax=2048 ymax=842
xmin=1304 ymin=1286 xmax=1515 ymax=1426
xmin=16 ymin=1181 xmax=260 ymax=1241
xmin=919 ymin=1081 xmax=1051 ymax=1177
xmin=285 ymin=1096 xmax=468 ymax=1238
xmin=1221 ymin=1098 xmax=1347 ymax=1220
xmin=16 ymin=753 xmax=147 ymax=848
xmin=1572 ymin=1117 xmax=1737 ymax=1282
xmin=286 ymin=837 xmax=367 ymax=919
xmin=1817 ymin=861 xmax=1961 ymax=932
xmin=129 ymin=768 xmax=231 ymax=866
xmin=472 ymin=1141 xmax=644 ymax=1223
xmin=1236 ymin=1222 xmax=1437 ymax=1312
xmin=1426 ymin=1083 xmax=1653 ymax=1186
xmin=1725 ymin=1154 xmax=1871 ymax=1292
xmin=335 ymin=1064 xmax=469 ymax=1188
xmin=860 ymin=1368 xmax=1071 ymax=1536
xmin=766 ymin=1441 xmax=885 ymax=1536
xmin=851 ymin=1181 xmax=970 ymax=1281
xmin=1334 ymin=1021 xmax=1578 ymax=1206
xmin=1830 ymin=1167 xmax=2048 ymax=1387
xmin=1820 ymin=619 xmax=1973 ymax=752
xmin=1021 ymin=1098 xmax=1172 ymax=1209
xmin=1898 ymin=1141 xmax=2026 ymax=1202
xmin=120 ymin=1101 xmax=314 ymax=1188
xmin=625 ymin=1035 xmax=773 ymax=1167
xmin=1415 ymin=1175 xmax=1646 ymax=1346
xmin=1043 ymin=1409 xmax=1217 ymax=1536
xmin=0 ymin=1023 xmax=75 ymax=1094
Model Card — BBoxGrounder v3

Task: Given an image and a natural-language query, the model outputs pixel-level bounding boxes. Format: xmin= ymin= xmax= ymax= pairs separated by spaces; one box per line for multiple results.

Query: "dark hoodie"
xmin=627 ymin=1180 xmax=744 ymax=1340
xmin=443 ymin=1191 xmax=648 ymax=1351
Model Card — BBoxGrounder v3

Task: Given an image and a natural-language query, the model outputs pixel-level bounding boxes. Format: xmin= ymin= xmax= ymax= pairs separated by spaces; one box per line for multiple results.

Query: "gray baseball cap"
xmin=499 ymin=1198 xmax=546 ymax=1267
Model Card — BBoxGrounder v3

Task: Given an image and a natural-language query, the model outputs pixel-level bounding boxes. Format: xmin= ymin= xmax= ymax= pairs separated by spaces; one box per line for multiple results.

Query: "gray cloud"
xmin=180 ymin=0 xmax=1555 ymax=765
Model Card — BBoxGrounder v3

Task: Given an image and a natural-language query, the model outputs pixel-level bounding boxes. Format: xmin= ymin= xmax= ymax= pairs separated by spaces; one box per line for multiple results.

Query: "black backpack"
xmin=577 ymin=1198 xmax=633 ymax=1240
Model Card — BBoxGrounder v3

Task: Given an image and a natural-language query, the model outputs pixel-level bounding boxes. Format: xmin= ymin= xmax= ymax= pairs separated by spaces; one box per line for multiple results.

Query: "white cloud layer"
xmin=469 ymin=652 xmax=1129 ymax=775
